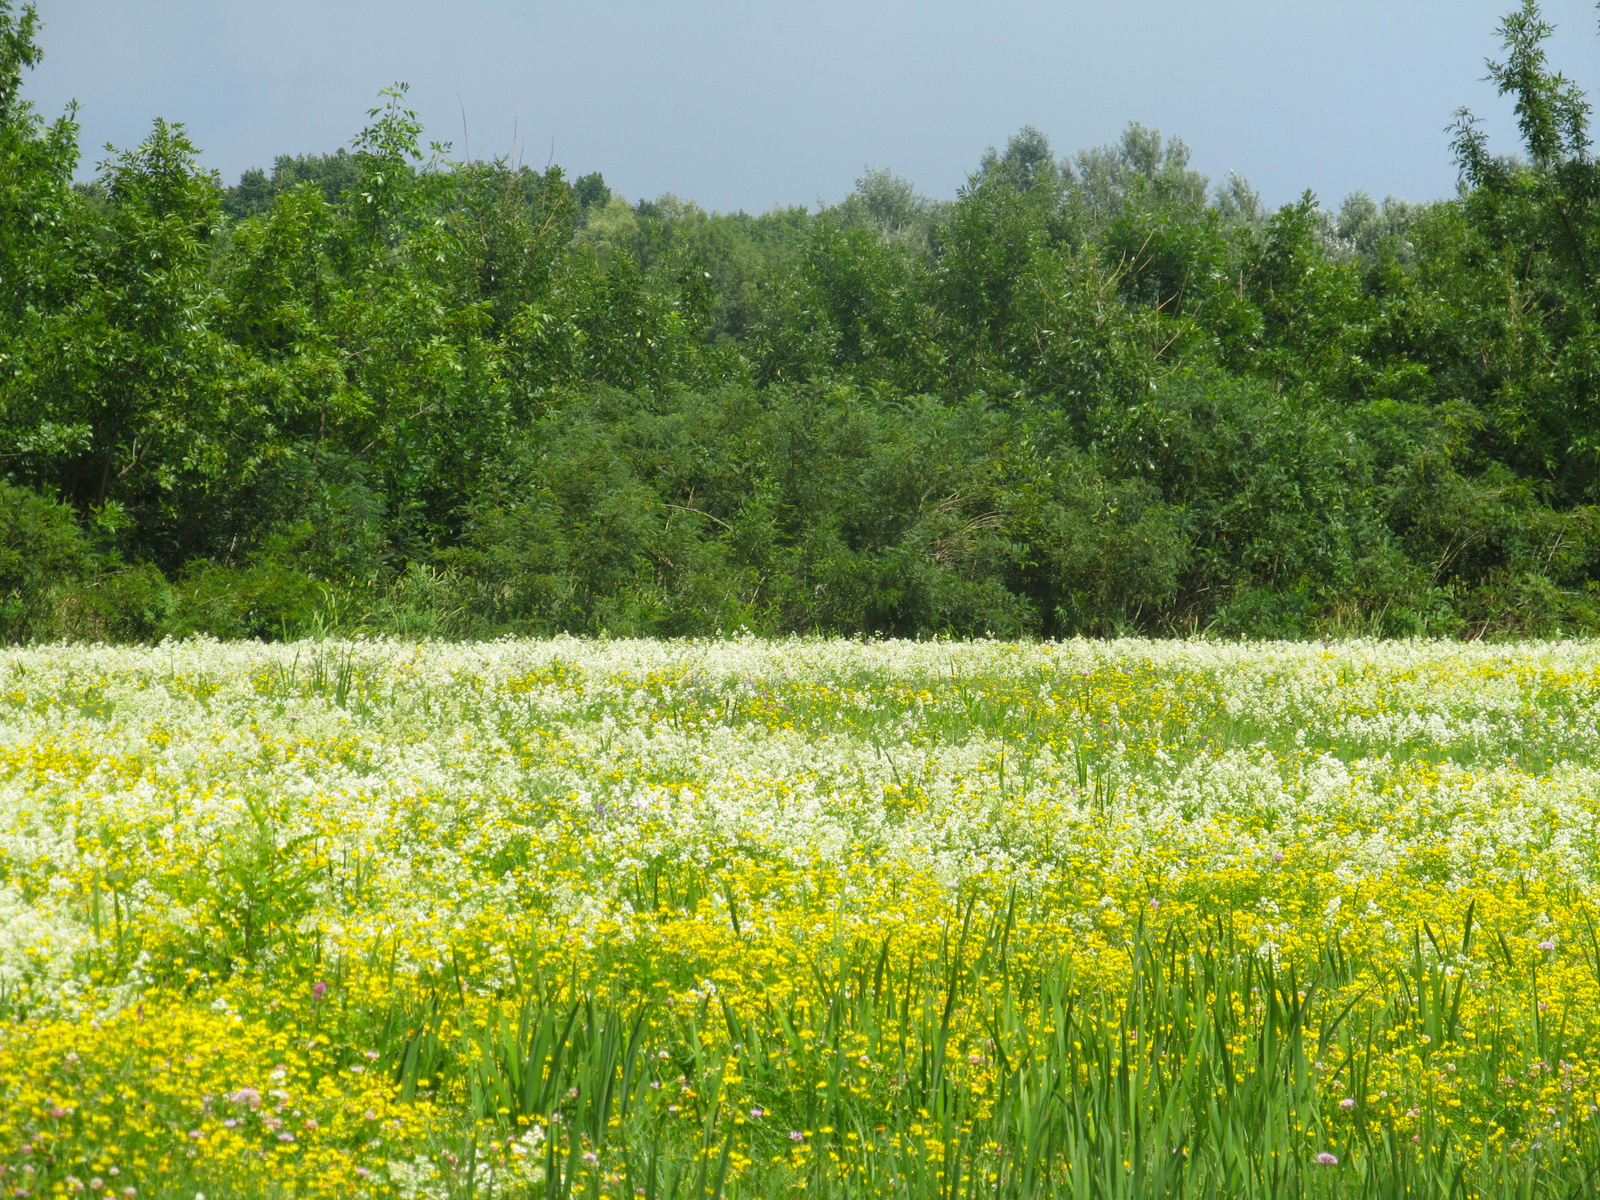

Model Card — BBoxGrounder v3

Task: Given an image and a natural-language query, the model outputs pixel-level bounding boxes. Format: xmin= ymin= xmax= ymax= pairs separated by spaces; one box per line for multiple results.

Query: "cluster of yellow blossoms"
xmin=4 ymin=636 xmax=1600 ymax=1197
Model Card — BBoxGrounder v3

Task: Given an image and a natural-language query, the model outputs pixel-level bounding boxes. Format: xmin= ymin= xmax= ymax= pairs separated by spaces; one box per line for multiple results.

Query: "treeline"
xmin=3 ymin=1 xmax=1600 ymax=642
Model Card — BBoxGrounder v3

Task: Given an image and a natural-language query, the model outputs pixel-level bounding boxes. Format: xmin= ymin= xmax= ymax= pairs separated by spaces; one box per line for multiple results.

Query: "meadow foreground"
xmin=3 ymin=637 xmax=1600 ymax=1198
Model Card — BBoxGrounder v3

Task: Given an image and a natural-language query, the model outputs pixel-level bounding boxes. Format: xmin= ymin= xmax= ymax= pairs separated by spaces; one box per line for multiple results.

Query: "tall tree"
xmin=1448 ymin=0 xmax=1600 ymax=497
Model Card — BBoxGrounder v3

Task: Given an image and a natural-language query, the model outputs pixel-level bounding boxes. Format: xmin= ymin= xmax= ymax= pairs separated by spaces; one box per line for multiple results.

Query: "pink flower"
xmin=312 ymin=981 xmax=327 ymax=998
xmin=1270 ymin=851 xmax=1286 ymax=863
xmin=790 ymin=1130 xmax=805 ymax=1143
xmin=1339 ymin=1098 xmax=1356 ymax=1110
xmin=1538 ymin=940 xmax=1556 ymax=952
xmin=1315 ymin=1152 xmax=1338 ymax=1165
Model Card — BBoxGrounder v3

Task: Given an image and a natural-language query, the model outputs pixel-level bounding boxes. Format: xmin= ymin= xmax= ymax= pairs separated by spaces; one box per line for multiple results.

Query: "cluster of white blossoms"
xmin=2 ymin=635 xmax=1597 ymax=1006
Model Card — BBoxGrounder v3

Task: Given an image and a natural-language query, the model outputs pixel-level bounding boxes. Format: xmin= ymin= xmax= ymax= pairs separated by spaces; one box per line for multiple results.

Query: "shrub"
xmin=52 ymin=562 xmax=174 ymax=643
xmin=0 ymin=482 xmax=98 ymax=643
xmin=167 ymin=549 xmax=329 ymax=641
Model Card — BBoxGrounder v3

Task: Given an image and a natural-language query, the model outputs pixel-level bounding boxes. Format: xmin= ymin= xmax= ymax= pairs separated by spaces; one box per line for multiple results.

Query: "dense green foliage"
xmin=4 ymin=1 xmax=1600 ymax=641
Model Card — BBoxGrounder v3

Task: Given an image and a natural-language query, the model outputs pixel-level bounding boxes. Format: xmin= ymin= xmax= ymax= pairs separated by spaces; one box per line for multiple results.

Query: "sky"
xmin=20 ymin=0 xmax=1600 ymax=215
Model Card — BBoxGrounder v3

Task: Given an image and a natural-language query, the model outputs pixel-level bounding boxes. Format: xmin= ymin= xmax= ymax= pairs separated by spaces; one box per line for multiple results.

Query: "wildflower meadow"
xmin=5 ymin=636 xmax=1600 ymax=1199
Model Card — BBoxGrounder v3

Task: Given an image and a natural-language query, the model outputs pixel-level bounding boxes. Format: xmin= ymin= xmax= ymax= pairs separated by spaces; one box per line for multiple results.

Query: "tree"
xmin=1069 ymin=123 xmax=1209 ymax=227
xmin=977 ymin=125 xmax=1060 ymax=194
xmin=0 ymin=2 xmax=80 ymax=346
xmin=1446 ymin=0 xmax=1600 ymax=498
xmin=572 ymin=170 xmax=611 ymax=218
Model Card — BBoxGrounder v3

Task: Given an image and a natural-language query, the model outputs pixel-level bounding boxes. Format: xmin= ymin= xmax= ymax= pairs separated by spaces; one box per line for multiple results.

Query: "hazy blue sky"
xmin=20 ymin=1 xmax=1600 ymax=214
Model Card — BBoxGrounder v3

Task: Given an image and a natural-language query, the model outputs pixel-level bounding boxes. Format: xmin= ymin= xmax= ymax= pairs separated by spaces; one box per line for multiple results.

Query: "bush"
xmin=166 ymin=550 xmax=330 ymax=641
xmin=52 ymin=563 xmax=175 ymax=643
xmin=0 ymin=483 xmax=99 ymax=643
xmin=1003 ymin=453 xmax=1188 ymax=636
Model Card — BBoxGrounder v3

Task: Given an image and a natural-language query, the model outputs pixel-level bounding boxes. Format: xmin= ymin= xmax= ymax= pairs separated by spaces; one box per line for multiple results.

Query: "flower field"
xmin=5 ymin=637 xmax=1600 ymax=1198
